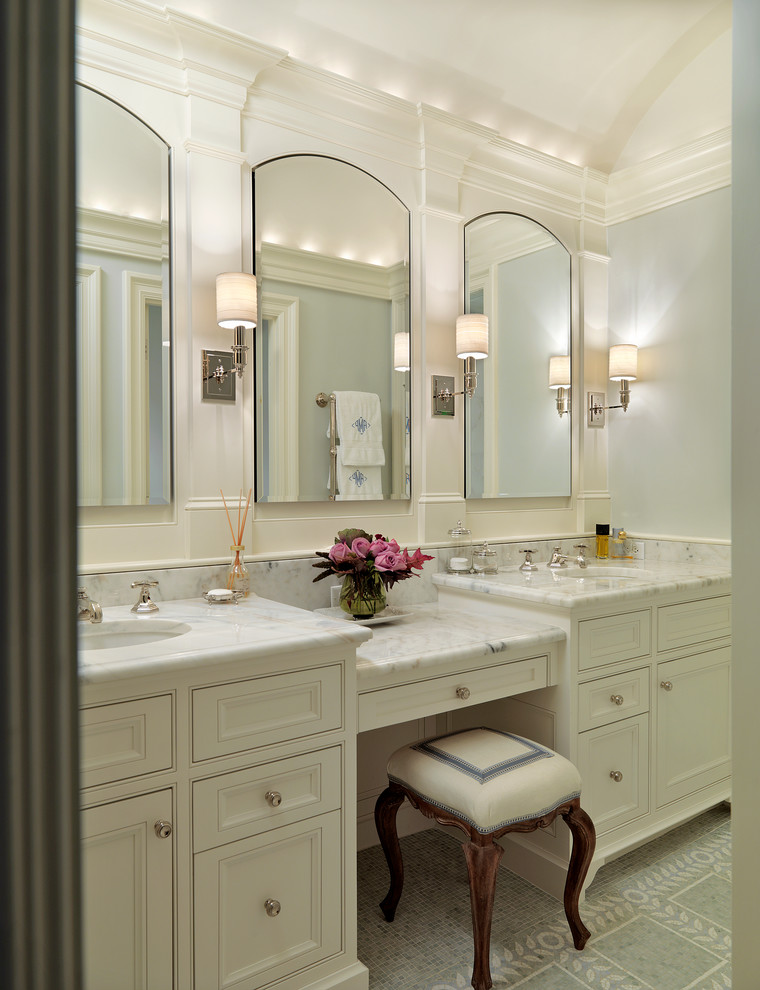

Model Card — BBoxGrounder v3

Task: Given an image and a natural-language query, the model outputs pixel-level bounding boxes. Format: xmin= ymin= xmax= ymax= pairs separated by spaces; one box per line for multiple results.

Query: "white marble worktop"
xmin=78 ymin=593 xmax=371 ymax=685
xmin=433 ymin=558 xmax=731 ymax=610
xmin=314 ymin=603 xmax=565 ymax=688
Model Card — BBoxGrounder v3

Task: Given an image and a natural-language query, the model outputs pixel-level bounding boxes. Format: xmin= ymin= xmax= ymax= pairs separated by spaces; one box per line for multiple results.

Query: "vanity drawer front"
xmin=192 ymin=666 xmax=343 ymax=762
xmin=192 ymin=746 xmax=342 ymax=851
xmin=80 ymin=695 xmax=173 ymax=788
xmin=358 ymin=656 xmax=548 ymax=732
xmin=657 ymin=597 xmax=731 ymax=653
xmin=578 ymin=610 xmax=651 ymax=672
xmin=578 ymin=714 xmax=649 ymax=834
xmin=193 ymin=811 xmax=342 ymax=990
xmin=578 ymin=668 xmax=650 ymax=731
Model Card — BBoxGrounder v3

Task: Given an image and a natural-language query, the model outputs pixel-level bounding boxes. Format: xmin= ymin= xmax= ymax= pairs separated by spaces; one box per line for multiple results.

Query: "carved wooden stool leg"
xmin=374 ymin=784 xmax=407 ymax=922
xmin=463 ymin=836 xmax=503 ymax=990
xmin=561 ymin=800 xmax=596 ymax=950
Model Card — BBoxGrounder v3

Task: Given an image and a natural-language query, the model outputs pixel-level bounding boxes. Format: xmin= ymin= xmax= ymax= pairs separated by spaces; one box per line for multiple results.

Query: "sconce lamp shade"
xmin=609 ymin=343 xmax=638 ymax=381
xmin=548 ymin=355 xmax=571 ymax=389
xmin=393 ymin=332 xmax=410 ymax=371
xmin=216 ymin=272 xmax=257 ymax=329
xmin=456 ymin=314 xmax=489 ymax=359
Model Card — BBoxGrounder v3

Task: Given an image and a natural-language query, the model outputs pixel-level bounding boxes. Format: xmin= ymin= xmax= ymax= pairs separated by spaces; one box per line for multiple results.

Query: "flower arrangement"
xmin=313 ymin=527 xmax=434 ymax=617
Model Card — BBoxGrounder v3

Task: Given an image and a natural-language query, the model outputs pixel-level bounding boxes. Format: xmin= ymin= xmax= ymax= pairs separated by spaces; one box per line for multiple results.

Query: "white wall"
xmin=607 ymin=188 xmax=731 ymax=541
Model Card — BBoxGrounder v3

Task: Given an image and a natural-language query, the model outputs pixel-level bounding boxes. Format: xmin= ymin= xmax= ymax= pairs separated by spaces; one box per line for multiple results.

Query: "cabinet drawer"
xmin=192 ymin=665 xmax=343 ymax=762
xmin=80 ymin=695 xmax=173 ymax=788
xmin=193 ymin=746 xmax=342 ymax=851
xmin=578 ymin=610 xmax=651 ymax=672
xmin=578 ymin=668 xmax=650 ymax=731
xmin=358 ymin=656 xmax=548 ymax=733
xmin=657 ymin=597 xmax=731 ymax=653
xmin=194 ymin=811 xmax=342 ymax=990
xmin=577 ymin=714 xmax=649 ymax=834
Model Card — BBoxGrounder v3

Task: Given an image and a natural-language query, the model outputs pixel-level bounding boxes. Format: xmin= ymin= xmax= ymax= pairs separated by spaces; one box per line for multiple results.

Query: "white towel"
xmin=335 ymin=456 xmax=383 ymax=500
xmin=334 ymin=391 xmax=385 ymax=466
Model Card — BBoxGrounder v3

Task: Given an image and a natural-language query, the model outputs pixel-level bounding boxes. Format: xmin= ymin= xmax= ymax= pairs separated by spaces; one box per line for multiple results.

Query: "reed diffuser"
xmin=221 ymin=488 xmax=252 ymax=596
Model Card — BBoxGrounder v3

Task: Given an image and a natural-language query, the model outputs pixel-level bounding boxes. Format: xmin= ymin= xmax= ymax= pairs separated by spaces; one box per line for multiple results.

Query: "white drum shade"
xmin=216 ymin=272 xmax=258 ymax=329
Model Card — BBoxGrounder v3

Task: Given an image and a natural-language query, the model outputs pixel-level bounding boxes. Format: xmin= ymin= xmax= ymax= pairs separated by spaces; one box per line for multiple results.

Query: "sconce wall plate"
xmin=202 ymin=350 xmax=236 ymax=402
xmin=587 ymin=392 xmax=606 ymax=428
xmin=432 ymin=375 xmax=455 ymax=416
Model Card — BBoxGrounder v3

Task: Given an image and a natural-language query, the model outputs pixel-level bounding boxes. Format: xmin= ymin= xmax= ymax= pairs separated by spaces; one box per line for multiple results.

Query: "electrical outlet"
xmin=627 ymin=540 xmax=645 ymax=559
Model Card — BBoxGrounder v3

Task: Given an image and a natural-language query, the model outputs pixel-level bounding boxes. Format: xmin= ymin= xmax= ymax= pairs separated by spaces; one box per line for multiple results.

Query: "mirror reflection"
xmin=464 ymin=213 xmax=571 ymax=498
xmin=253 ymin=155 xmax=410 ymax=503
xmin=75 ymin=83 xmax=172 ymax=506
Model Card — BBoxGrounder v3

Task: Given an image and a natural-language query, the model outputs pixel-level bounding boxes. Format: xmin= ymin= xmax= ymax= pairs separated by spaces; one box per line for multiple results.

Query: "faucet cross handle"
xmin=573 ymin=544 xmax=588 ymax=568
xmin=519 ymin=549 xmax=539 ymax=572
xmin=131 ymin=579 xmax=159 ymax=614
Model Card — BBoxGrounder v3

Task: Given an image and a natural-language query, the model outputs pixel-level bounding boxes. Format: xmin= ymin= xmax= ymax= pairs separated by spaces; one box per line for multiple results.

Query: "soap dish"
xmin=204 ymin=588 xmax=242 ymax=605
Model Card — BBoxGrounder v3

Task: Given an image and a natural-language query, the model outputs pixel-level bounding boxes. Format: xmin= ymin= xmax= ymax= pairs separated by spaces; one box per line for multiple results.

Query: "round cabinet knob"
xmin=265 ymin=790 xmax=282 ymax=808
xmin=264 ymin=898 xmax=281 ymax=918
xmin=456 ymin=686 xmax=471 ymax=700
xmin=660 ymin=680 xmax=674 ymax=691
xmin=154 ymin=820 xmax=173 ymax=839
xmin=609 ymin=770 xmax=624 ymax=783
xmin=610 ymin=694 xmax=624 ymax=706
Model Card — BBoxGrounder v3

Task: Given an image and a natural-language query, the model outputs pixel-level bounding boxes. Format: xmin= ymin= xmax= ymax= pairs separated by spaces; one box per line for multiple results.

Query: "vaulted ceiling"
xmin=162 ymin=0 xmax=732 ymax=172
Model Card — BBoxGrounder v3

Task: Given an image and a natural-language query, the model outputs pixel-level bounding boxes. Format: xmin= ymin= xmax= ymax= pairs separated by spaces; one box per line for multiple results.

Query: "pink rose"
xmin=386 ymin=539 xmax=401 ymax=553
xmin=374 ymin=550 xmax=406 ymax=572
xmin=329 ymin=542 xmax=352 ymax=564
xmin=351 ymin=537 xmax=371 ymax=558
xmin=369 ymin=539 xmax=389 ymax=556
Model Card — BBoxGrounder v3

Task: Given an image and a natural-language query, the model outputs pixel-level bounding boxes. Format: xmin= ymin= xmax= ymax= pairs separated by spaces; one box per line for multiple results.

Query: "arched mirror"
xmin=464 ymin=213 xmax=571 ymax=498
xmin=75 ymin=83 xmax=172 ymax=506
xmin=253 ymin=155 xmax=411 ymax=503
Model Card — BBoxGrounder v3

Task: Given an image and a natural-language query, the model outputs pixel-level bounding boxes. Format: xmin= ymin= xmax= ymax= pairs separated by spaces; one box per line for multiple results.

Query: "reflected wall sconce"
xmin=587 ymin=343 xmax=638 ymax=427
xmin=202 ymin=272 xmax=258 ymax=401
xmin=432 ymin=314 xmax=489 ymax=416
xmin=548 ymin=355 xmax=571 ymax=417
xmin=393 ymin=332 xmax=410 ymax=372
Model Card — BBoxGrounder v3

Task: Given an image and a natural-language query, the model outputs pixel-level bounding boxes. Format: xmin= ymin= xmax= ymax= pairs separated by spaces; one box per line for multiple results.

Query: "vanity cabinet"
xmin=437 ymin=577 xmax=732 ymax=896
xmin=79 ymin=617 xmax=368 ymax=990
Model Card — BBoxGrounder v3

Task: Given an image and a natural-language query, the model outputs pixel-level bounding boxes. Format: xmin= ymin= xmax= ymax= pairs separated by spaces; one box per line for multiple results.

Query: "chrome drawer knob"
xmin=609 ymin=770 xmax=624 ymax=783
xmin=265 ymin=790 xmax=282 ymax=808
xmin=456 ymin=686 xmax=471 ymax=700
xmin=154 ymin=820 xmax=173 ymax=839
xmin=610 ymin=694 xmax=624 ymax=706
xmin=660 ymin=680 xmax=673 ymax=691
xmin=265 ymin=898 xmax=281 ymax=918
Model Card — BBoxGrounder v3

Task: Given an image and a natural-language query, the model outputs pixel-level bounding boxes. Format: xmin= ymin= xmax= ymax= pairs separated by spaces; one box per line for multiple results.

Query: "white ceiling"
xmin=163 ymin=0 xmax=732 ymax=172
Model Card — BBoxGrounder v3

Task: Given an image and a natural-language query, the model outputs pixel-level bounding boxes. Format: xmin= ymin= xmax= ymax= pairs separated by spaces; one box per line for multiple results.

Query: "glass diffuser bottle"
xmin=227 ymin=544 xmax=250 ymax=596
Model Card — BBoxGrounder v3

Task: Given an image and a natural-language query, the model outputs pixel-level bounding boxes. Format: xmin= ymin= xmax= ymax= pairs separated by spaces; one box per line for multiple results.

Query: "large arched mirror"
xmin=75 ymin=83 xmax=172 ymax=507
xmin=465 ymin=213 xmax=571 ymax=498
xmin=253 ymin=155 xmax=411 ymax=503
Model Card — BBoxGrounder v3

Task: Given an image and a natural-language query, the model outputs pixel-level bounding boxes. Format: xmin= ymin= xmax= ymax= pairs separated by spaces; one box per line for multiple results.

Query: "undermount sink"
xmin=557 ymin=566 xmax=654 ymax=580
xmin=79 ymin=618 xmax=192 ymax=651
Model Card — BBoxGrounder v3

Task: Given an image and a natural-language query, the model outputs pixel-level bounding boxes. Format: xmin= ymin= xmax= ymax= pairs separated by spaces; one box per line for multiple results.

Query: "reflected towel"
xmin=335 ymin=459 xmax=383 ymax=500
xmin=334 ymin=391 xmax=385 ymax=466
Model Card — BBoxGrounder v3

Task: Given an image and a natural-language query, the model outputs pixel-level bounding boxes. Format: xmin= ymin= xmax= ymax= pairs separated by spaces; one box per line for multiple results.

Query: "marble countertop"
xmin=432 ymin=558 xmax=731 ymax=610
xmin=314 ymin=603 xmax=565 ymax=688
xmin=79 ymin=593 xmax=372 ymax=684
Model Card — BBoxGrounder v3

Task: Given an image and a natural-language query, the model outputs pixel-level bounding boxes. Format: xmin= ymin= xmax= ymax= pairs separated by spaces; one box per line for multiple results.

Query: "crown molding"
xmin=606 ymin=127 xmax=731 ymax=225
xmin=261 ymin=244 xmax=405 ymax=299
xmin=77 ymin=207 xmax=165 ymax=261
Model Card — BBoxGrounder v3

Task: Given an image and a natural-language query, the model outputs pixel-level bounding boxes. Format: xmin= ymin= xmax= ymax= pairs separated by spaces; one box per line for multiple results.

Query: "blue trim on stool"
xmin=411 ymin=727 xmax=553 ymax=784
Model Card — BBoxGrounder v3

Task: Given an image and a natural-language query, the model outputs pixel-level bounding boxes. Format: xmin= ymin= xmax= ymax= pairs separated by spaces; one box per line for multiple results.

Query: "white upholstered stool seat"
xmin=375 ymin=727 xmax=596 ymax=990
xmin=387 ymin=727 xmax=582 ymax=833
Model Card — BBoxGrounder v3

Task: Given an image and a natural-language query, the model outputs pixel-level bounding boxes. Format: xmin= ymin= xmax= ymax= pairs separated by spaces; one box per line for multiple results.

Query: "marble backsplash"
xmin=79 ymin=537 xmax=730 ymax=612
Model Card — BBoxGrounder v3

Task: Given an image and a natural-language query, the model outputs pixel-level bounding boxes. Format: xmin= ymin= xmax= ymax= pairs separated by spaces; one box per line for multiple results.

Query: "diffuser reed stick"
xmin=221 ymin=488 xmax=253 ymax=595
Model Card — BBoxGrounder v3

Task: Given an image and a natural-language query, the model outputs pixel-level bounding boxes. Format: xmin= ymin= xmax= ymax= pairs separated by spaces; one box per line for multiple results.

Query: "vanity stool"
xmin=374 ymin=727 xmax=596 ymax=990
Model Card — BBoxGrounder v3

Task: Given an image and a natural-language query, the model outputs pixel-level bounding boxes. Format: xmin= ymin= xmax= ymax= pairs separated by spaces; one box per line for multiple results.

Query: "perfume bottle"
xmin=595 ymin=524 xmax=610 ymax=559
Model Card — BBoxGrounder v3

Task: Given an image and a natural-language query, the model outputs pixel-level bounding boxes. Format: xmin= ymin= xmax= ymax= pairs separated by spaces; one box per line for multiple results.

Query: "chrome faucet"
xmin=574 ymin=544 xmax=588 ymax=569
xmin=547 ymin=546 xmax=568 ymax=569
xmin=131 ymin=579 xmax=159 ymax=614
xmin=519 ymin=549 xmax=539 ymax=572
xmin=77 ymin=587 xmax=103 ymax=623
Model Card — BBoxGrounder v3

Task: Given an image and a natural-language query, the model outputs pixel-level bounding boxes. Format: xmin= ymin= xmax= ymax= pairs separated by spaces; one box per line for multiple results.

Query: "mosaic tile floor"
xmin=357 ymin=804 xmax=731 ymax=990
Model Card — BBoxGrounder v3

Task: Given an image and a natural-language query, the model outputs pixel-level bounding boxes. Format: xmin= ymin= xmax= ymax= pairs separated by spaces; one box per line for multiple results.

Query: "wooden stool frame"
xmin=374 ymin=781 xmax=596 ymax=990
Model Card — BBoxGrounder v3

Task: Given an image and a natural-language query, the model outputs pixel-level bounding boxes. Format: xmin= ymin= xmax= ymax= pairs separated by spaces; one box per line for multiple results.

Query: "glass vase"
xmin=339 ymin=573 xmax=386 ymax=618
xmin=227 ymin=544 xmax=250 ymax=596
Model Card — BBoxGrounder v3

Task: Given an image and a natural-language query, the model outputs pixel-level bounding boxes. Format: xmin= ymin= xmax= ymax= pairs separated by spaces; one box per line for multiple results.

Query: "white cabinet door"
xmin=577 ymin=714 xmax=649 ymax=834
xmin=81 ymin=791 xmax=174 ymax=990
xmin=194 ymin=811 xmax=342 ymax=990
xmin=656 ymin=647 xmax=731 ymax=808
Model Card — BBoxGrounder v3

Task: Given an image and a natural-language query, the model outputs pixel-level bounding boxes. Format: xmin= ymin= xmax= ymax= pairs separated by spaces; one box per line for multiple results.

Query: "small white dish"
xmin=204 ymin=588 xmax=240 ymax=604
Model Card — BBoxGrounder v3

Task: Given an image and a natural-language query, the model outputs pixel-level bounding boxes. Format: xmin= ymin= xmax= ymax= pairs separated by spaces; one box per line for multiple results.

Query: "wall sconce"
xmin=432 ymin=314 xmax=489 ymax=416
xmin=393 ymin=332 xmax=410 ymax=372
xmin=548 ymin=355 xmax=571 ymax=417
xmin=202 ymin=272 xmax=258 ymax=400
xmin=587 ymin=343 xmax=638 ymax=426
